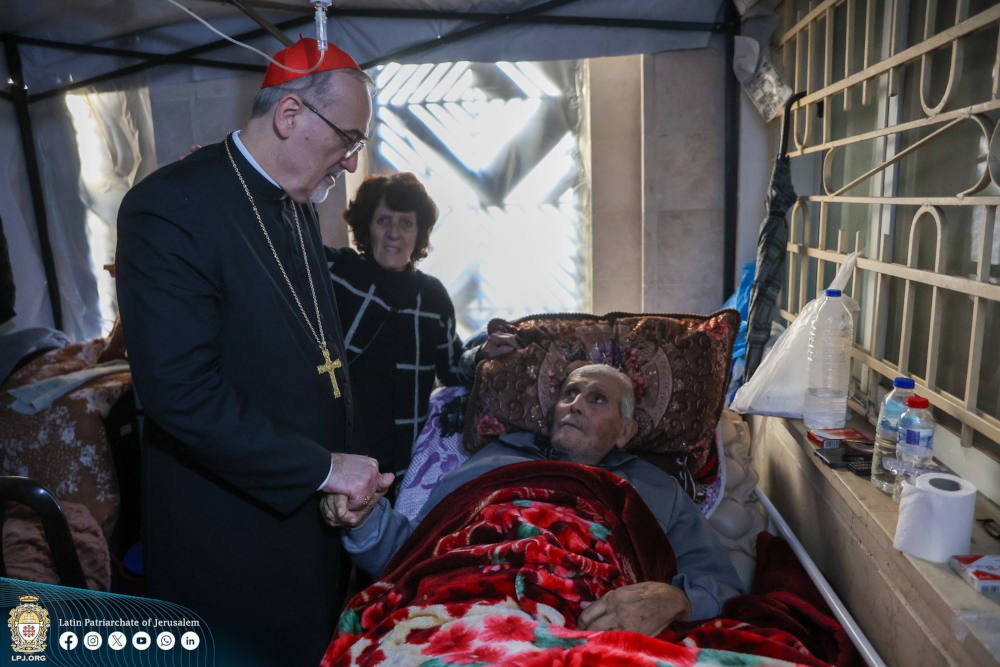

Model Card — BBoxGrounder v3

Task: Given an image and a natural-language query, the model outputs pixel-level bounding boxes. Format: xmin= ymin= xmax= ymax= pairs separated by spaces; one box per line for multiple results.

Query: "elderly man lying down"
xmin=320 ymin=364 xmax=851 ymax=666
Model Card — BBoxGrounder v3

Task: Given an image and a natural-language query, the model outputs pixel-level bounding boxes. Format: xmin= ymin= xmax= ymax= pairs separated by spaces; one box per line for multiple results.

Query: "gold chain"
xmin=224 ymin=138 xmax=327 ymax=350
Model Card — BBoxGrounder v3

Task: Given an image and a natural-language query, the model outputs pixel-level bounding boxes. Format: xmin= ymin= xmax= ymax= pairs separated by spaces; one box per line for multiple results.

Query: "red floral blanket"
xmin=322 ymin=462 xmax=856 ymax=667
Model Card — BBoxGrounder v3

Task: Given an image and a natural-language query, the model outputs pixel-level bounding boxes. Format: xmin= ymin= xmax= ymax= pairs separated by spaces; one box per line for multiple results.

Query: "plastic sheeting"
xmin=367 ymin=60 xmax=587 ymax=337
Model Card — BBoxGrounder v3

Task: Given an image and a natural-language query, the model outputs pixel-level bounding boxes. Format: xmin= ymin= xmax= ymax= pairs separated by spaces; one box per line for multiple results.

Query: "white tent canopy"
xmin=6 ymin=1 xmax=728 ymax=85
xmin=0 ymin=0 xmax=737 ymax=340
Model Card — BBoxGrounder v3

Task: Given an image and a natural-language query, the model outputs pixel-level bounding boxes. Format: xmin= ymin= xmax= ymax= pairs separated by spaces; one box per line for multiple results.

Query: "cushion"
xmin=463 ymin=309 xmax=740 ymax=460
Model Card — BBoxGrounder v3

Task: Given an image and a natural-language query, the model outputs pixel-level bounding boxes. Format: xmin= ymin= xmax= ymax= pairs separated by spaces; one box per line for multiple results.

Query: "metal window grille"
xmin=772 ymin=0 xmax=1000 ymax=472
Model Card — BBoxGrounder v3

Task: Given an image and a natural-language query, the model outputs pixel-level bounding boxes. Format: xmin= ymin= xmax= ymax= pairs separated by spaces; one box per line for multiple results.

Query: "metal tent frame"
xmin=1 ymin=0 xmax=741 ymax=330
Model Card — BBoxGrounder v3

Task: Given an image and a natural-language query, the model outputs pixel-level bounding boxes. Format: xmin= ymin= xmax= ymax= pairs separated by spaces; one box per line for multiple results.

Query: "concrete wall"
xmin=641 ymin=49 xmax=726 ymax=313
xmin=588 ymin=55 xmax=643 ymax=314
xmin=589 ymin=48 xmax=766 ymax=317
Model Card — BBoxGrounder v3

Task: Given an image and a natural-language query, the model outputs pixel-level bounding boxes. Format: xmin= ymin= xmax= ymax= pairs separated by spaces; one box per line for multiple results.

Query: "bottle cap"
xmin=824 ymin=288 xmax=842 ymax=297
xmin=905 ymin=396 xmax=929 ymax=409
xmin=893 ymin=377 xmax=915 ymax=389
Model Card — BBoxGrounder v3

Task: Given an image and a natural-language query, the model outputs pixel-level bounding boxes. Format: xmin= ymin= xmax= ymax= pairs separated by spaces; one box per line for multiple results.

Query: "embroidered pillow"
xmin=464 ymin=309 xmax=739 ymax=461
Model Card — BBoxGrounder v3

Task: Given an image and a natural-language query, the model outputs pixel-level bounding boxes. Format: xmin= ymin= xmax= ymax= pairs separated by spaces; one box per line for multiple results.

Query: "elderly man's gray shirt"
xmin=343 ymin=432 xmax=743 ymax=620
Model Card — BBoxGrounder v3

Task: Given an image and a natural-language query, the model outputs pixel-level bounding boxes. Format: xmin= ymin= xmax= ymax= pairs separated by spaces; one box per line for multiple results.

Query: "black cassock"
xmin=116 ymin=135 xmax=360 ymax=666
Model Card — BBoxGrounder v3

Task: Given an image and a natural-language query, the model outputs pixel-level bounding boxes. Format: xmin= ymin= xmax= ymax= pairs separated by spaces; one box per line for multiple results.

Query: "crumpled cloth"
xmin=0 ymin=327 xmax=72 ymax=384
xmin=7 ymin=359 xmax=130 ymax=414
xmin=2 ymin=501 xmax=111 ymax=591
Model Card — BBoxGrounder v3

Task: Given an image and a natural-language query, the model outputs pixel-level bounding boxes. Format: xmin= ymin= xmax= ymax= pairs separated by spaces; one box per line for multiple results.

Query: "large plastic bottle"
xmin=871 ymin=377 xmax=915 ymax=493
xmin=803 ymin=289 xmax=854 ymax=429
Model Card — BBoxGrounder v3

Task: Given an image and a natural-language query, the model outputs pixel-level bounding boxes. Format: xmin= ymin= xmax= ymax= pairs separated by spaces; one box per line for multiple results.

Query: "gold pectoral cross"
xmin=316 ymin=343 xmax=342 ymax=399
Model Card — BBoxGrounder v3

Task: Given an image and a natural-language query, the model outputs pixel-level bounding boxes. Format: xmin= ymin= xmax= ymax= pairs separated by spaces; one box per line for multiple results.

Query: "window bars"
xmin=772 ymin=0 xmax=1000 ymax=461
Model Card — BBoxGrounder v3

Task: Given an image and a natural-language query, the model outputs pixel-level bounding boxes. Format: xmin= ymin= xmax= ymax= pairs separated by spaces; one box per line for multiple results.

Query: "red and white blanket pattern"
xmin=322 ymin=462 xmax=856 ymax=667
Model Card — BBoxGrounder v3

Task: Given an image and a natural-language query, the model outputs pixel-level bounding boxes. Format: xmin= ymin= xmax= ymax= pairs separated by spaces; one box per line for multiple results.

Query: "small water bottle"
xmin=893 ymin=396 xmax=935 ymax=501
xmin=871 ymin=377 xmax=915 ymax=493
xmin=803 ymin=289 xmax=854 ymax=429
xmin=896 ymin=396 xmax=934 ymax=466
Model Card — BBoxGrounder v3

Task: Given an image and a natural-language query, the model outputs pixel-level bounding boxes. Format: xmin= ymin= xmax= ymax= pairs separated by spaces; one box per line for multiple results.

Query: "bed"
xmin=0 ymin=311 xmax=885 ymax=666
xmin=323 ymin=310 xmax=883 ymax=666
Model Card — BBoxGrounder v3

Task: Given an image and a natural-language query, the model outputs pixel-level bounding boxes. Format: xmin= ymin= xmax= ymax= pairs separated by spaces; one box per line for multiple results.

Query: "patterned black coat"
xmin=326 ymin=247 xmax=471 ymax=475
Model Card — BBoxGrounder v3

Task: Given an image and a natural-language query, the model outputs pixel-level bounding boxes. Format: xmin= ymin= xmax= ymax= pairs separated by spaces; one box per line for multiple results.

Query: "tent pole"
xmin=360 ymin=0 xmax=583 ymax=67
xmin=227 ymin=0 xmax=293 ymax=46
xmin=333 ymin=9 xmax=724 ymax=31
xmin=27 ymin=17 xmax=309 ymax=103
xmin=238 ymin=1 xmax=725 ymax=30
xmin=3 ymin=37 xmax=63 ymax=330
xmin=723 ymin=1 xmax=740 ymax=300
xmin=13 ymin=35 xmax=270 ymax=71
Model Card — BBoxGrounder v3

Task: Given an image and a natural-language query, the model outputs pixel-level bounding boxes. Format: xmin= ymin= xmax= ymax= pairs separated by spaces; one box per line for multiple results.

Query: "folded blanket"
xmin=7 ymin=359 xmax=130 ymax=414
xmin=324 ymin=462 xmax=850 ymax=667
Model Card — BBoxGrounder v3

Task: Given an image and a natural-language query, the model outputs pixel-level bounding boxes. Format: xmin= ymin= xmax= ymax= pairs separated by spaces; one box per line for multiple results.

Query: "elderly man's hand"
xmin=320 ymin=491 xmax=384 ymax=528
xmin=321 ymin=453 xmax=394 ymax=509
xmin=577 ymin=582 xmax=691 ymax=636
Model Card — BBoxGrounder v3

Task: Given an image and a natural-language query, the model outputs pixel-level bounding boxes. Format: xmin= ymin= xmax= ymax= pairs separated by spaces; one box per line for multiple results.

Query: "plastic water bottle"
xmin=893 ymin=395 xmax=935 ymax=501
xmin=871 ymin=377 xmax=915 ymax=493
xmin=803 ymin=289 xmax=854 ymax=429
xmin=896 ymin=396 xmax=935 ymax=467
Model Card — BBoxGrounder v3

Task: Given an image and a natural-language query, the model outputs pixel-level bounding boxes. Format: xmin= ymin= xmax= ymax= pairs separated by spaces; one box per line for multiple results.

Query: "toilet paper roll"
xmin=893 ymin=473 xmax=977 ymax=563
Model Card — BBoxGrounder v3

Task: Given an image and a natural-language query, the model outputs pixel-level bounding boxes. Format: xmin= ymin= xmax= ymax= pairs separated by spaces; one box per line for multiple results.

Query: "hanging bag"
xmin=730 ymin=252 xmax=860 ymax=418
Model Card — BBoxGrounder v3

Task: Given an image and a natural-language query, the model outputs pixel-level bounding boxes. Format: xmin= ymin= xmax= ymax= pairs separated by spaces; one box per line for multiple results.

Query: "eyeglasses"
xmin=300 ymin=98 xmax=368 ymax=159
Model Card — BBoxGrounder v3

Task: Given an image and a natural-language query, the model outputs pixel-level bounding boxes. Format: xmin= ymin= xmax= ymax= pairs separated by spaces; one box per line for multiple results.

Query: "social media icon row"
xmin=59 ymin=630 xmax=200 ymax=651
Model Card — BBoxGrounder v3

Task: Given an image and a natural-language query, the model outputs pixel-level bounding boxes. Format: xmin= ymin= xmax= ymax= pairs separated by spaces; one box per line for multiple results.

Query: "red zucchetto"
xmin=261 ymin=37 xmax=360 ymax=88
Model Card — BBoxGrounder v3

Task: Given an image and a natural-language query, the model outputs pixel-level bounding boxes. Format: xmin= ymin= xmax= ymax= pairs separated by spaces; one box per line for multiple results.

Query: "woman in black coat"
xmin=326 ymin=173 xmax=514 ymax=482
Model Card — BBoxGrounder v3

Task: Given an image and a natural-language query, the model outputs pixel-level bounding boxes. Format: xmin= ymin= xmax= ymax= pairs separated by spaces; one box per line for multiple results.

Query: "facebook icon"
xmin=59 ymin=631 xmax=78 ymax=650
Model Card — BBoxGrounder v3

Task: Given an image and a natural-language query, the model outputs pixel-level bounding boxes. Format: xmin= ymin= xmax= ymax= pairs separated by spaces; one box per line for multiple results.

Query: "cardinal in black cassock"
xmin=116 ymin=38 xmax=391 ymax=666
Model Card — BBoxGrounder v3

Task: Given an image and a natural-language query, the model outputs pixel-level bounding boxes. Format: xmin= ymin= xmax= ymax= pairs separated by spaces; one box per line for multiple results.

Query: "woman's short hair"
xmin=343 ymin=172 xmax=438 ymax=264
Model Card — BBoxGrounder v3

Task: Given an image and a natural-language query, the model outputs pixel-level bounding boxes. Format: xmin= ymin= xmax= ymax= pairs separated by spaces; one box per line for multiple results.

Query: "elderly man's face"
xmin=549 ymin=366 xmax=637 ymax=466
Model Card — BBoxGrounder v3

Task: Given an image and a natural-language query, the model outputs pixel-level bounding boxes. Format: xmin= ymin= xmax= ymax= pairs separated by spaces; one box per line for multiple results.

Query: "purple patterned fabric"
xmin=395 ymin=386 xmax=470 ymax=521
